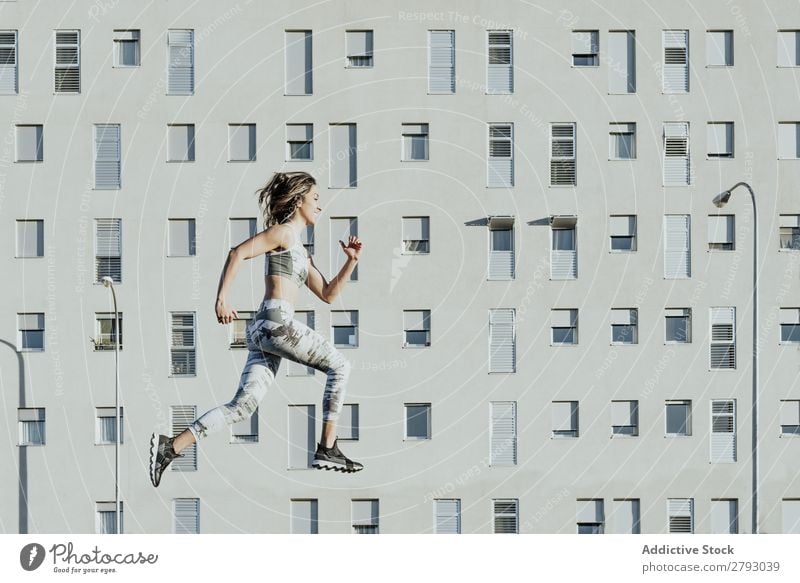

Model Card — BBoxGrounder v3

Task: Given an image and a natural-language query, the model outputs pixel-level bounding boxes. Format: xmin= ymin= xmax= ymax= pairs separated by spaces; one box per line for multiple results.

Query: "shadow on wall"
xmin=0 ymin=339 xmax=28 ymax=534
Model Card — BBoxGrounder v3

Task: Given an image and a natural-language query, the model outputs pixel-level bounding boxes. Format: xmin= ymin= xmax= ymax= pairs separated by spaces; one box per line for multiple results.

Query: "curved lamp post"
xmin=101 ymin=276 xmax=121 ymax=534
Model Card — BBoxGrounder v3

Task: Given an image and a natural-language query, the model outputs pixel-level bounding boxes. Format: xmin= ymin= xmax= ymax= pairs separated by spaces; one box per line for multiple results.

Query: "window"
xmin=434 ymin=499 xmax=461 ymax=534
xmin=781 ymin=400 xmax=800 ymax=435
xmin=330 ymin=217 xmax=358 ymax=279
xmin=665 ymin=308 xmax=691 ymax=343
xmin=288 ymin=404 xmax=315 ymax=469
xmin=54 ymin=30 xmax=80 ymax=93
xmin=550 ymin=215 xmax=577 ymax=279
xmin=663 ymin=30 xmax=689 ymax=93
xmin=551 ymin=309 xmax=578 ymax=345
xmin=167 ymin=29 xmax=194 ymax=95
xmin=710 ymin=307 xmax=736 ymax=369
xmin=338 ymin=403 xmax=359 ymax=440
xmin=550 ymin=123 xmax=576 ymax=186
xmin=611 ymin=309 xmax=638 ymax=344
xmin=783 ymin=499 xmax=800 ymax=533
xmin=778 ymin=30 xmax=800 ymax=67
xmin=428 ymin=30 xmax=455 ymax=93
xmin=290 ymin=500 xmax=318 ymax=534
xmin=228 ymin=123 xmax=255 ymax=161
xmin=229 ymin=217 xmax=257 ymax=248
xmin=96 ymin=502 xmax=123 ymax=534
xmin=286 ymin=123 xmax=312 ymax=160
xmin=609 ymin=215 xmax=636 ymax=251
xmin=665 ymin=400 xmax=691 ymax=436
xmin=16 ymin=220 xmax=44 ymax=257
xmin=94 ymin=312 xmax=122 ymax=351
xmin=488 ymin=216 xmax=514 ymax=279
xmin=609 ymin=122 xmax=636 ymax=159
xmin=0 ymin=30 xmax=18 ymax=94
xmin=707 ymin=30 xmax=733 ymax=66
xmin=780 ymin=308 xmax=800 ymax=343
xmin=608 ymin=30 xmax=635 ymax=93
xmin=610 ymin=499 xmax=640 ymax=534
xmin=17 ymin=313 xmax=44 ymax=351
xmin=287 ymin=312 xmax=315 ymax=374
xmin=168 ymin=218 xmax=196 ymax=256
xmin=403 ymin=310 xmax=431 ymax=347
xmin=487 ymin=30 xmax=513 ymax=93
xmin=664 ymin=215 xmax=691 ymax=278
xmin=331 ymin=311 xmax=358 ymax=347
xmin=352 ymin=499 xmax=379 ymax=534
xmin=96 ymin=407 xmax=124 ymax=444
xmin=707 ymin=122 xmax=734 ymax=158
xmin=668 ymin=498 xmax=694 ymax=533
xmin=611 ymin=400 xmax=638 ymax=436
xmin=708 ymin=215 xmax=734 ymax=250
xmin=778 ymin=122 xmax=800 ymax=159
xmin=95 ymin=218 xmax=122 ymax=283
xmin=170 ymin=406 xmax=197 ymax=470
xmin=15 ymin=125 xmax=43 ymax=162
xmin=173 ymin=499 xmax=199 ymax=534
xmin=663 ymin=122 xmax=690 ymax=185
xmin=285 ymin=30 xmax=312 ymax=94
xmin=571 ymin=30 xmax=598 ymax=66
xmin=18 ymin=408 xmax=45 ymax=445
xmin=492 ymin=499 xmax=518 ymax=533
xmin=552 ymin=401 xmax=578 ymax=438
xmin=94 ymin=124 xmax=121 ymax=189
xmin=346 ymin=30 xmax=373 ymax=67
xmin=170 ymin=312 xmax=196 ymax=376
xmin=405 ymin=403 xmax=431 ymax=439
xmin=710 ymin=399 xmax=736 ymax=463
xmin=780 ymin=215 xmax=800 ymax=249
xmin=113 ymin=30 xmax=139 ymax=67
xmin=231 ymin=405 xmax=258 ymax=444
xmin=710 ymin=499 xmax=738 ymax=534
xmin=167 ymin=124 xmax=195 ymax=162
xmin=576 ymin=499 xmax=604 ymax=534
xmin=490 ymin=401 xmax=516 ymax=465
xmin=488 ymin=309 xmax=515 ymax=373
xmin=230 ymin=311 xmax=255 ymax=349
xmin=487 ymin=123 xmax=513 ymax=187
xmin=402 ymin=216 xmax=430 ymax=253
xmin=401 ymin=123 xmax=429 ymax=161
xmin=302 ymin=225 xmax=315 ymax=255
xmin=329 ymin=123 xmax=357 ymax=187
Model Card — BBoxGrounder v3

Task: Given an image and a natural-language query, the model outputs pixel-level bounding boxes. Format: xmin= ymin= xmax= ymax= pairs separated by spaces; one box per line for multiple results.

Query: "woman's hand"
xmin=215 ymin=298 xmax=238 ymax=325
xmin=339 ymin=235 xmax=363 ymax=261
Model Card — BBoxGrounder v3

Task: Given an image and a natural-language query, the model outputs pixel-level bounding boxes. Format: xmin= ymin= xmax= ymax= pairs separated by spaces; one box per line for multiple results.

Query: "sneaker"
xmin=312 ymin=436 xmax=363 ymax=472
xmin=149 ymin=432 xmax=184 ymax=487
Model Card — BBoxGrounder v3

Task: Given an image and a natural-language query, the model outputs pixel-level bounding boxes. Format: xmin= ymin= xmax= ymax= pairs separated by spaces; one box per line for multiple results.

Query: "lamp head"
xmin=101 ymin=276 xmax=114 ymax=288
xmin=713 ymin=190 xmax=732 ymax=208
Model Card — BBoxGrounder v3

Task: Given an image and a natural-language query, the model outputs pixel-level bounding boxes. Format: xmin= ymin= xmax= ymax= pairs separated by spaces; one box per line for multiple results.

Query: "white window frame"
xmin=113 ymin=29 xmax=140 ymax=68
xmin=610 ymin=400 xmax=639 ymax=437
xmin=488 ymin=309 xmax=516 ymax=373
xmin=486 ymin=29 xmax=513 ymax=94
xmin=15 ymin=124 xmax=43 ymax=162
xmin=167 ymin=218 xmax=196 ymax=257
xmin=710 ymin=399 xmax=737 ymax=463
xmin=552 ymin=401 xmax=579 ymax=438
xmin=169 ymin=312 xmax=196 ymax=376
xmin=17 ymin=313 xmax=44 ymax=352
xmin=492 ymin=499 xmax=518 ymax=533
xmin=778 ymin=122 xmax=800 ymax=159
xmin=550 ymin=123 xmax=577 ymax=186
xmin=16 ymin=219 xmax=44 ymax=258
xmin=427 ymin=29 xmax=455 ymax=94
xmin=708 ymin=214 xmax=735 ymax=251
xmin=18 ymin=408 xmax=46 ymax=445
xmin=401 ymin=123 xmax=429 ymax=161
xmin=777 ymin=30 xmax=800 ymax=67
xmin=95 ymin=218 xmax=122 ymax=284
xmin=402 ymin=216 xmax=430 ymax=254
xmin=664 ymin=214 xmax=691 ymax=278
xmin=94 ymin=123 xmax=121 ymax=190
xmin=286 ymin=123 xmax=313 ymax=161
xmin=345 ymin=30 xmax=373 ymax=68
xmin=228 ymin=123 xmax=256 ymax=162
xmin=0 ymin=30 xmax=19 ymax=95
xmin=489 ymin=401 xmax=517 ymax=465
xmin=488 ymin=215 xmax=514 ymax=280
xmin=609 ymin=122 xmax=636 ymax=160
xmin=667 ymin=498 xmax=694 ymax=533
xmin=403 ymin=310 xmax=431 ymax=348
xmin=662 ymin=29 xmax=689 ymax=93
xmin=95 ymin=407 xmax=124 ymax=445
xmin=665 ymin=307 xmax=692 ymax=344
xmin=173 ymin=498 xmax=200 ymax=534
xmin=94 ymin=312 xmax=123 ymax=351
xmin=609 ymin=215 xmax=636 ymax=252
xmin=404 ymin=403 xmax=431 ymax=440
xmin=610 ymin=308 xmax=638 ymax=345
xmin=665 ymin=400 xmax=691 ymax=437
xmin=663 ymin=122 xmax=690 ymax=186
xmin=779 ymin=399 xmax=800 ymax=436
xmin=707 ymin=121 xmax=734 ymax=158
xmin=706 ymin=30 xmax=733 ymax=67
xmin=230 ymin=311 xmax=255 ymax=349
xmin=351 ymin=499 xmax=379 ymax=534
xmin=487 ymin=123 xmax=514 ymax=187
xmin=434 ymin=499 xmax=461 ymax=534
xmin=96 ymin=501 xmax=123 ymax=534
xmin=167 ymin=29 xmax=194 ymax=95
xmin=54 ymin=29 xmax=80 ymax=93
xmin=331 ymin=310 xmax=358 ymax=348
xmin=576 ymin=499 xmax=605 ymax=534
xmin=710 ymin=307 xmax=736 ymax=370
xmin=571 ymin=30 xmax=599 ymax=67
xmin=779 ymin=214 xmax=800 ymax=250
xmin=780 ymin=308 xmax=800 ymax=344
xmin=550 ymin=309 xmax=578 ymax=346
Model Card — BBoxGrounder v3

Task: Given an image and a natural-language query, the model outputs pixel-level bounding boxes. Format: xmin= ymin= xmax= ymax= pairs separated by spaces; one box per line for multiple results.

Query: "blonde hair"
xmin=255 ymin=171 xmax=316 ymax=230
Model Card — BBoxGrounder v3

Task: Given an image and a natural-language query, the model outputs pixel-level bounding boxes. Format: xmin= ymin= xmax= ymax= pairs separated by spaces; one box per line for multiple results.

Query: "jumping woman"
xmin=149 ymin=171 xmax=363 ymax=487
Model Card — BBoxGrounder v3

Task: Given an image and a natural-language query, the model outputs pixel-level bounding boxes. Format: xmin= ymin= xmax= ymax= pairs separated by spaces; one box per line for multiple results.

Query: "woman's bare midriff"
xmin=263 ymin=274 xmax=301 ymax=305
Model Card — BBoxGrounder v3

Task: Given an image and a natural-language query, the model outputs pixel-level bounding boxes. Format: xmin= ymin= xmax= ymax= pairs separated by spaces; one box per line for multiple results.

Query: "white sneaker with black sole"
xmin=312 ymin=437 xmax=363 ymax=472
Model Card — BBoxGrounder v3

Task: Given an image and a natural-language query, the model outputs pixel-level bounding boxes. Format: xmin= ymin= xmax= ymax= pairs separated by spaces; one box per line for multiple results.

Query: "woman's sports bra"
xmin=265 ymin=236 xmax=309 ymax=287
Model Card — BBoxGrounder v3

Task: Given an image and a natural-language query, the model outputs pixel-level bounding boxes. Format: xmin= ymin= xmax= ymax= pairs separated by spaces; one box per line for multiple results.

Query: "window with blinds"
xmin=17 ymin=313 xmax=44 ymax=351
xmin=780 ymin=308 xmax=800 ymax=344
xmin=710 ymin=399 xmax=736 ymax=462
xmin=329 ymin=124 xmax=357 ymax=187
xmin=487 ymin=123 xmax=513 ymax=187
xmin=167 ymin=29 xmax=194 ymax=95
xmin=663 ymin=214 xmax=691 ymax=278
xmin=95 ymin=218 xmax=121 ymax=283
xmin=331 ymin=310 xmax=358 ymax=347
xmin=428 ymin=30 xmax=455 ymax=94
xmin=550 ymin=217 xmax=577 ymax=279
xmin=0 ymin=30 xmax=18 ymax=94
xmin=550 ymin=123 xmax=576 ymax=185
xmin=228 ymin=123 xmax=256 ymax=161
xmin=779 ymin=215 xmax=800 ymax=249
xmin=170 ymin=406 xmax=197 ymax=470
xmin=229 ymin=217 xmax=257 ymax=249
xmin=608 ymin=30 xmax=636 ymax=93
xmin=609 ymin=215 xmax=636 ymax=251
xmin=95 ymin=407 xmax=123 ymax=444
xmin=170 ymin=312 xmax=196 ymax=376
xmin=96 ymin=502 xmax=123 ymax=534
xmin=576 ymin=499 xmax=604 ymax=534
xmin=230 ymin=310 xmax=254 ymax=349
xmin=18 ymin=408 xmax=45 ymax=445
xmin=168 ymin=218 xmax=196 ymax=256
xmin=663 ymin=30 xmax=688 ymax=93
xmin=94 ymin=124 xmax=121 ymax=189
xmin=16 ymin=219 xmax=44 ymax=257
xmin=173 ymin=498 xmax=199 ymax=534
xmin=330 ymin=217 xmax=358 ymax=279
xmin=285 ymin=30 xmax=312 ymax=94
xmin=113 ymin=29 xmax=139 ymax=67
xmin=778 ymin=122 xmax=800 ymax=159
xmin=352 ymin=499 xmax=379 ymax=534
xmin=288 ymin=404 xmax=315 ymax=469
xmin=611 ymin=308 xmax=638 ymax=344
xmin=488 ymin=216 xmax=514 ymax=279
xmin=707 ymin=30 xmax=733 ymax=66
xmin=488 ymin=309 xmax=515 ymax=373
xmin=434 ymin=499 xmax=461 ymax=534
xmin=402 ymin=216 xmax=430 ymax=253
xmin=15 ymin=125 xmax=43 ymax=162
xmin=710 ymin=307 xmax=735 ymax=369
xmin=286 ymin=123 xmax=313 ymax=160
xmin=665 ymin=400 xmax=691 ymax=436
xmin=552 ymin=401 xmax=578 ymax=438
xmin=667 ymin=498 xmax=694 ymax=533
xmin=609 ymin=122 xmax=636 ymax=160
xmin=54 ymin=30 xmax=80 ymax=93
xmin=780 ymin=400 xmax=800 ymax=435
xmin=487 ymin=30 xmax=513 ymax=93
xmin=490 ymin=401 xmax=516 ymax=465
xmin=611 ymin=400 xmax=638 ymax=436
xmin=663 ymin=122 xmax=690 ymax=185
xmin=94 ymin=312 xmax=122 ymax=351
xmin=710 ymin=499 xmax=738 ymax=534
xmin=403 ymin=310 xmax=431 ymax=347
xmin=346 ymin=30 xmax=373 ymax=67
xmin=290 ymin=499 xmax=318 ymax=534
xmin=287 ymin=312 xmax=315 ymax=375
xmin=777 ymin=30 xmax=800 ymax=67
xmin=401 ymin=123 xmax=429 ymax=161
xmin=492 ymin=499 xmax=518 ymax=533
xmin=665 ymin=308 xmax=691 ymax=343
xmin=708 ymin=215 xmax=734 ymax=250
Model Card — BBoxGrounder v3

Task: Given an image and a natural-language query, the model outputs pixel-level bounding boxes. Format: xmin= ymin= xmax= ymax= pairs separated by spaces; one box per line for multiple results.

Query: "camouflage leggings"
xmin=188 ymin=298 xmax=351 ymax=441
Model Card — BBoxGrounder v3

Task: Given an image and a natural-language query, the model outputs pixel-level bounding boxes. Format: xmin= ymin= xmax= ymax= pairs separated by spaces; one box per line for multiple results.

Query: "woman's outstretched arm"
xmin=305 ymin=235 xmax=362 ymax=304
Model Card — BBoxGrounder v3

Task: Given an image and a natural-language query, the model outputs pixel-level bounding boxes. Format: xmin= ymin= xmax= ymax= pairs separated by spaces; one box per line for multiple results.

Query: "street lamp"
xmin=101 ymin=276 xmax=121 ymax=535
xmin=713 ymin=182 xmax=758 ymax=534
